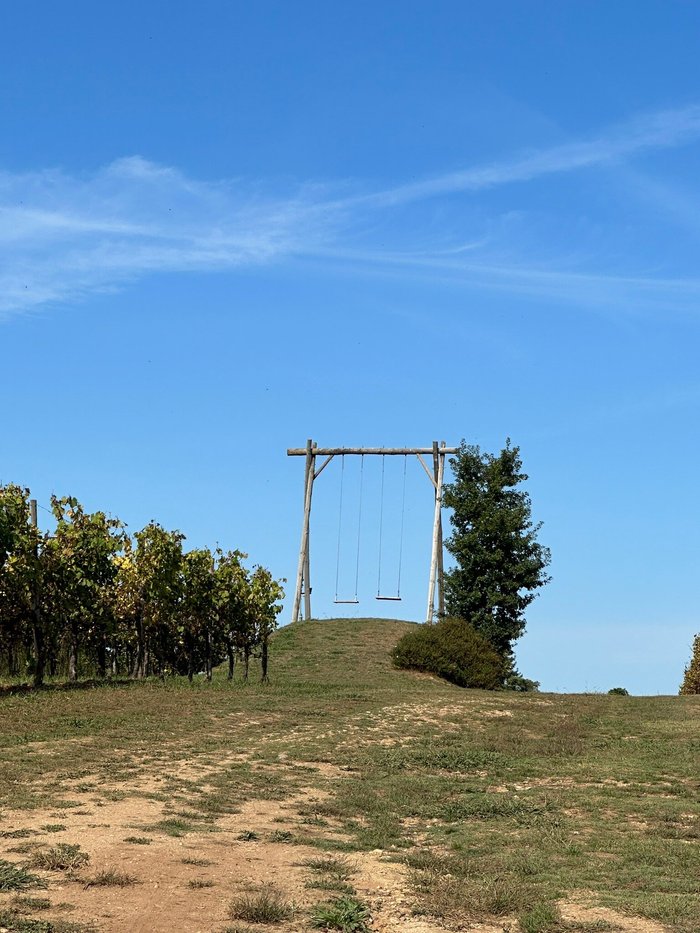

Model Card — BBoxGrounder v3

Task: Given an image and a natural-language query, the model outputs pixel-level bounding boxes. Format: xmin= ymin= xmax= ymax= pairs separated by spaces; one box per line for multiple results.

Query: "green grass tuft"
xmin=83 ymin=868 xmax=138 ymax=888
xmin=28 ymin=844 xmax=89 ymax=872
xmin=0 ymin=860 xmax=44 ymax=892
xmin=227 ymin=885 xmax=294 ymax=923
xmin=309 ymin=895 xmax=371 ymax=931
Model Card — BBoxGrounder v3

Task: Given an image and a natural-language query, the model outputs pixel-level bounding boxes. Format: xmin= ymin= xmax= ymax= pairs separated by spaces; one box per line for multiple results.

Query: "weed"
xmin=181 ymin=857 xmax=213 ymax=866
xmin=11 ymin=896 xmax=52 ymax=911
xmin=0 ymin=860 xmax=44 ymax=891
xmin=304 ymin=855 xmax=356 ymax=880
xmin=236 ymin=830 xmax=259 ymax=842
xmin=305 ymin=878 xmax=356 ymax=895
xmin=186 ymin=878 xmax=214 ymax=888
xmin=519 ymin=902 xmax=561 ymax=932
xmin=148 ymin=818 xmax=194 ymax=837
xmin=83 ymin=868 xmax=138 ymax=888
xmin=227 ymin=885 xmax=294 ymax=923
xmin=0 ymin=909 xmax=95 ymax=932
xmin=123 ymin=836 xmax=151 ymax=845
xmin=268 ymin=829 xmax=294 ymax=842
xmin=6 ymin=843 xmax=42 ymax=855
xmin=309 ymin=895 xmax=371 ymax=931
xmin=40 ymin=825 xmax=66 ymax=834
xmin=29 ymin=844 xmax=89 ymax=872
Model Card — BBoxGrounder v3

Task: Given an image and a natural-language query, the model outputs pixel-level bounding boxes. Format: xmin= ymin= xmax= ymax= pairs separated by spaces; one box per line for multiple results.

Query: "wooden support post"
xmin=29 ymin=499 xmax=45 ymax=687
xmin=433 ymin=442 xmax=446 ymax=618
xmin=291 ymin=439 xmax=315 ymax=623
xmin=426 ymin=441 xmax=445 ymax=624
xmin=303 ymin=442 xmax=316 ymax=621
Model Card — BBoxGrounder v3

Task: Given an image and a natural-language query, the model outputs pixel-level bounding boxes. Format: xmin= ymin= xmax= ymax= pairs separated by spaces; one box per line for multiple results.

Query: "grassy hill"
xmin=0 ymin=618 xmax=698 ymax=933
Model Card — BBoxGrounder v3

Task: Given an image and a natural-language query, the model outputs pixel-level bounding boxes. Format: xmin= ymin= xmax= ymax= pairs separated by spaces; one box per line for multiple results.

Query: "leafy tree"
xmin=129 ymin=523 xmax=185 ymax=677
xmin=180 ymin=548 xmax=217 ymax=682
xmin=249 ymin=566 xmax=284 ymax=682
xmin=0 ymin=485 xmax=44 ymax=685
xmin=443 ymin=440 xmax=551 ymax=662
xmin=214 ymin=549 xmax=250 ymax=680
xmin=41 ymin=496 xmax=126 ymax=680
xmin=680 ymin=634 xmax=700 ymax=695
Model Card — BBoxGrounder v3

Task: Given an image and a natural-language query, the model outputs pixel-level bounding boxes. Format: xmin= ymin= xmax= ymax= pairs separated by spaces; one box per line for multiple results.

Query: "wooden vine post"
xmin=288 ymin=441 xmax=455 ymax=624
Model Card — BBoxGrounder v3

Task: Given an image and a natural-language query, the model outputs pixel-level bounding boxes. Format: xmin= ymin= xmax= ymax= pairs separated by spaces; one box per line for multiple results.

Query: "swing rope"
xmin=353 ymin=454 xmax=364 ymax=599
xmin=396 ymin=454 xmax=408 ymax=598
xmin=377 ymin=455 xmax=386 ymax=597
xmin=376 ymin=453 xmax=407 ymax=601
xmin=334 ymin=454 xmax=345 ymax=602
xmin=335 ymin=454 xmax=363 ymax=604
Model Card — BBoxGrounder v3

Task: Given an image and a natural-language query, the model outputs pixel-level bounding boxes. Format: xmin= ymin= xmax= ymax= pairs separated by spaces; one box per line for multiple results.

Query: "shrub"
xmin=392 ymin=617 xmax=506 ymax=689
xmin=503 ymin=671 xmax=540 ymax=692
xmin=608 ymin=687 xmax=629 ymax=696
xmin=680 ymin=634 xmax=700 ymax=695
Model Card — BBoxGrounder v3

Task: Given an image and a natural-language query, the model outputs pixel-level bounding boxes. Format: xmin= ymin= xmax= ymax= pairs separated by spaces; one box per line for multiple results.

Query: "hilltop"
xmin=0 ymin=617 xmax=697 ymax=933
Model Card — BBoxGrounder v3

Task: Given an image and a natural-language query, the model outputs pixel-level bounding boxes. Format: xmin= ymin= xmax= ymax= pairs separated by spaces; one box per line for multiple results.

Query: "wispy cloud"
xmin=3 ymin=105 xmax=700 ymax=316
xmin=350 ymin=104 xmax=700 ymax=208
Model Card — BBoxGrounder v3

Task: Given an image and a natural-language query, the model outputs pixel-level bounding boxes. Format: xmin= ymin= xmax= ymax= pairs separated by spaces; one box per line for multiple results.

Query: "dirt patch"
xmin=560 ymin=900 xmax=670 ymax=932
xmin=0 ymin=780 xmax=455 ymax=933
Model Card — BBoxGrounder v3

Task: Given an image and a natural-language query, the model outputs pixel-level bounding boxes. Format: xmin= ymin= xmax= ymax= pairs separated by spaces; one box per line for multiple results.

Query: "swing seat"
xmin=376 ymin=595 xmax=402 ymax=601
xmin=334 ymin=598 xmax=360 ymax=604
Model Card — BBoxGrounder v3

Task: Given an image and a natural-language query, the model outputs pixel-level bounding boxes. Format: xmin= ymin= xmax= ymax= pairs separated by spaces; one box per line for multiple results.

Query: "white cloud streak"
xmin=349 ymin=104 xmax=700 ymax=208
xmin=2 ymin=105 xmax=700 ymax=316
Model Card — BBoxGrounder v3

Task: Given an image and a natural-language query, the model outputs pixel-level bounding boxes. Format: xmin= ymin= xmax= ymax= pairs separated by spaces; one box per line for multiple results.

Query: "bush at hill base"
xmin=680 ymin=634 xmax=700 ymax=695
xmin=392 ymin=617 xmax=506 ymax=689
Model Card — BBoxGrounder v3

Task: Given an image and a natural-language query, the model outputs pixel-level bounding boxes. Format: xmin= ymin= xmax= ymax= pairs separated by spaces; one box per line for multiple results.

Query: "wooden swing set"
xmin=287 ymin=440 xmax=457 ymax=624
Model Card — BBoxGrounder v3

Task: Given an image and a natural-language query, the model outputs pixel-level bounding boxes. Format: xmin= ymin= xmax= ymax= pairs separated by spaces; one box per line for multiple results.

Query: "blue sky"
xmin=2 ymin=1 xmax=699 ymax=694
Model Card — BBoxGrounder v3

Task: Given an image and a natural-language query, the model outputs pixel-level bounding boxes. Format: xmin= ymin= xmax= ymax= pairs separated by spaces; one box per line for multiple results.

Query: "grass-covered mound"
xmin=391 ymin=616 xmax=505 ymax=688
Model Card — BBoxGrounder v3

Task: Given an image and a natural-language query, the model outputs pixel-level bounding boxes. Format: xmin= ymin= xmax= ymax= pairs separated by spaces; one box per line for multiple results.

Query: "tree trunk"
xmin=226 ymin=640 xmax=235 ymax=681
xmin=134 ymin=617 xmax=145 ymax=678
xmin=96 ymin=626 xmax=107 ymax=679
xmin=261 ymin=632 xmax=269 ymax=683
xmin=205 ymin=628 xmax=212 ymax=682
xmin=31 ymin=603 xmax=45 ymax=688
xmin=244 ymin=647 xmax=250 ymax=683
xmin=186 ymin=631 xmax=194 ymax=683
xmin=68 ymin=621 xmax=79 ymax=682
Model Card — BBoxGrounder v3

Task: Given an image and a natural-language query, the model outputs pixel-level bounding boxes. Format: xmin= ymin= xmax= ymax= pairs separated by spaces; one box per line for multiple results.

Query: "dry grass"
xmin=28 ymin=844 xmax=89 ymax=872
xmin=227 ymin=885 xmax=294 ymax=923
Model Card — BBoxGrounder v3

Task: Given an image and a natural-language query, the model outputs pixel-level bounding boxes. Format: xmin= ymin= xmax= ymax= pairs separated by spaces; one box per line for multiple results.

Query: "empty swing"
xmin=376 ymin=454 xmax=407 ymax=601
xmin=334 ymin=454 xmax=364 ymax=604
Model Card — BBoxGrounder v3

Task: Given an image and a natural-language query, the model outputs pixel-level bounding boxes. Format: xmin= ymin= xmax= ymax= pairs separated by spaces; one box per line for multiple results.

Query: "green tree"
xmin=679 ymin=634 xmax=700 ymax=695
xmin=0 ymin=485 xmax=44 ymax=685
xmin=248 ymin=566 xmax=284 ymax=682
xmin=214 ymin=549 xmax=250 ymax=680
xmin=180 ymin=548 xmax=216 ymax=682
xmin=129 ymin=523 xmax=185 ymax=677
xmin=42 ymin=496 xmax=125 ymax=680
xmin=443 ymin=440 xmax=551 ymax=662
